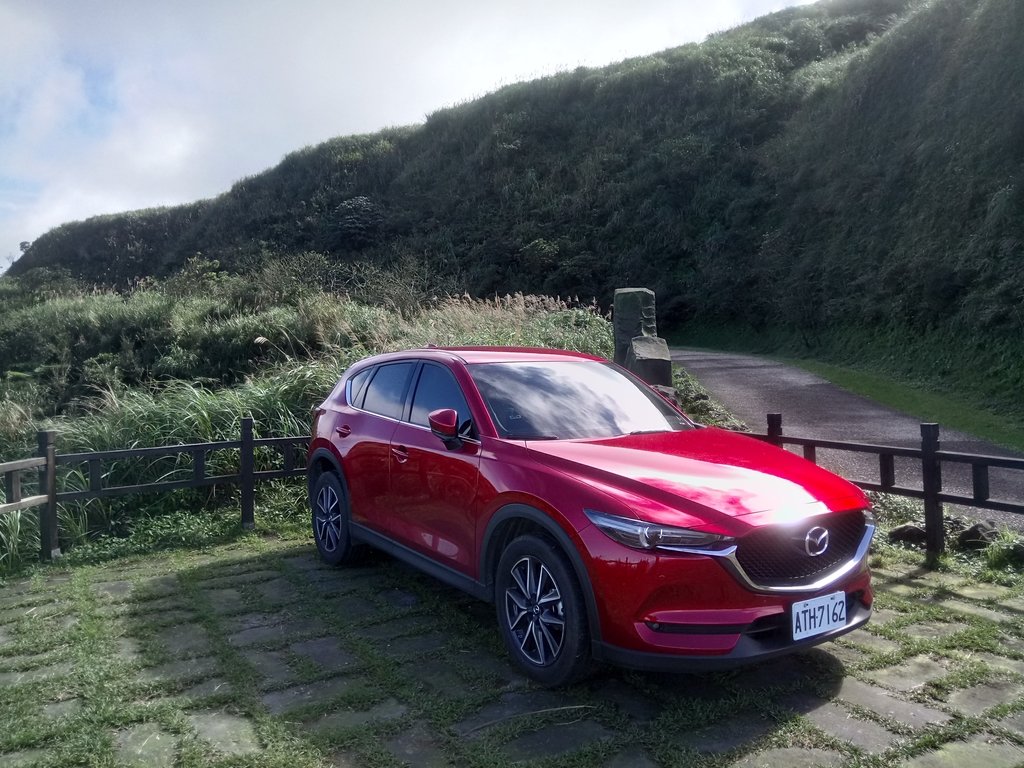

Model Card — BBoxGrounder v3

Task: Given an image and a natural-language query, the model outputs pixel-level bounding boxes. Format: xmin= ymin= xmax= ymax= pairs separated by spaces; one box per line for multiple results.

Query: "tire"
xmin=311 ymin=471 xmax=356 ymax=566
xmin=495 ymin=534 xmax=591 ymax=687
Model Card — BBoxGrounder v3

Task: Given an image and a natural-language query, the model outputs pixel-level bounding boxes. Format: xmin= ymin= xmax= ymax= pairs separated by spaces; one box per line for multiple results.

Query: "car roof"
xmin=439 ymin=346 xmax=604 ymax=364
xmin=357 ymin=346 xmax=605 ymax=367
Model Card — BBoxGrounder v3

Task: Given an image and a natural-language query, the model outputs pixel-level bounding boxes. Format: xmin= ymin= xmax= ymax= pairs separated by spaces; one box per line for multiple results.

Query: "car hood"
xmin=526 ymin=427 xmax=867 ymax=528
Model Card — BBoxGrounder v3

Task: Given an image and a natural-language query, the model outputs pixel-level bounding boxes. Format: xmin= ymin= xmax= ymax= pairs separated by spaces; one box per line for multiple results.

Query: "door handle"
xmin=391 ymin=446 xmax=409 ymax=463
xmin=335 ymin=425 xmax=351 ymax=438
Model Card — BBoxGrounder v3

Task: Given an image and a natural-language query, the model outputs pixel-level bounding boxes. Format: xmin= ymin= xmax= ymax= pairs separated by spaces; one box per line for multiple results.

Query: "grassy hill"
xmin=8 ymin=0 xmax=1024 ymax=417
xmin=696 ymin=0 xmax=1024 ymax=418
xmin=11 ymin=0 xmax=916 ymax=295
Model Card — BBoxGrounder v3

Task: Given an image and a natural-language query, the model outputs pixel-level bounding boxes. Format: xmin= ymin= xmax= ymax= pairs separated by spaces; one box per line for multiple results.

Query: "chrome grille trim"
xmin=663 ymin=512 xmax=876 ymax=595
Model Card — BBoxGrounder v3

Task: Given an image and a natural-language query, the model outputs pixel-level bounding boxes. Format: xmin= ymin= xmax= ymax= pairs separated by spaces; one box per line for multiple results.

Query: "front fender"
xmin=481 ymin=503 xmax=602 ymax=644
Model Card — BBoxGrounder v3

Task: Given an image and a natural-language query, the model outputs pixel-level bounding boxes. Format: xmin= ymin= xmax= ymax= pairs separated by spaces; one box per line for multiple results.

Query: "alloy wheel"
xmin=315 ymin=483 xmax=342 ymax=553
xmin=503 ymin=555 xmax=566 ymax=666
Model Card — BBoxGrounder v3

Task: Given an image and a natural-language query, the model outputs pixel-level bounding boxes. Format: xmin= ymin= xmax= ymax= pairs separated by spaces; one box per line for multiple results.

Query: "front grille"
xmin=734 ymin=511 xmax=866 ymax=588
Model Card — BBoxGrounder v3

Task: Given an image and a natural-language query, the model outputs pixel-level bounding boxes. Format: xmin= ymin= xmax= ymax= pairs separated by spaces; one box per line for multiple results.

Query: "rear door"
xmin=342 ymin=361 xmax=415 ymax=531
xmin=387 ymin=362 xmax=481 ymax=574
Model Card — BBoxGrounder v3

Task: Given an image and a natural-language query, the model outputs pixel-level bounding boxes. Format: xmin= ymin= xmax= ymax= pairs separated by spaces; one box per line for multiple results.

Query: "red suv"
xmin=307 ymin=347 xmax=874 ymax=685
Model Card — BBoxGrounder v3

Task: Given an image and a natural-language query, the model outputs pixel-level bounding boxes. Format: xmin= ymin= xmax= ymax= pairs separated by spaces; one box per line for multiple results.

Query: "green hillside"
xmin=10 ymin=0 xmax=916 ymax=295
xmin=758 ymin=0 xmax=1023 ymax=335
xmin=8 ymin=0 xmax=1024 ymax=413
xmin=709 ymin=0 xmax=1024 ymax=416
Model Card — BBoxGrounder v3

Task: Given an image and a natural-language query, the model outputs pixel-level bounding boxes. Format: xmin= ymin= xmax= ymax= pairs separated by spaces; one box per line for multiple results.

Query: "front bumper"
xmin=592 ymin=584 xmax=872 ymax=672
xmin=578 ymin=522 xmax=874 ymax=665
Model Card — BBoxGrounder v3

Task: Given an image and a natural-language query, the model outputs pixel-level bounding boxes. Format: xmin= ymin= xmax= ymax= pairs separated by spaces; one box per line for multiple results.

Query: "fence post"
xmin=767 ymin=413 xmax=783 ymax=447
xmin=921 ymin=423 xmax=944 ymax=562
xmin=36 ymin=430 xmax=60 ymax=561
xmin=240 ymin=417 xmax=255 ymax=530
xmin=5 ymin=464 xmax=21 ymax=504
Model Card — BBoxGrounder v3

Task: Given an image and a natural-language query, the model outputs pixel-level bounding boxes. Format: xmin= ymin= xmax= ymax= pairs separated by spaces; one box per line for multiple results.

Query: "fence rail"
xmin=1 ymin=418 xmax=308 ymax=561
xmin=1 ymin=455 xmax=47 ymax=516
xmin=5 ymin=412 xmax=1024 ymax=565
xmin=751 ymin=413 xmax=1024 ymax=559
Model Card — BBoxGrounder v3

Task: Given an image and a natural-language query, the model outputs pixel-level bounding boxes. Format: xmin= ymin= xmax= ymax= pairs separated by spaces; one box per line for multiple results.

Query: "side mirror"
xmin=428 ymin=408 xmax=462 ymax=450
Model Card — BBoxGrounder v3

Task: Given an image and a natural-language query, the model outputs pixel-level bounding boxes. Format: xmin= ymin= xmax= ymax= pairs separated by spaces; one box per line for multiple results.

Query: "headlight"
xmin=584 ymin=509 xmax=735 ymax=553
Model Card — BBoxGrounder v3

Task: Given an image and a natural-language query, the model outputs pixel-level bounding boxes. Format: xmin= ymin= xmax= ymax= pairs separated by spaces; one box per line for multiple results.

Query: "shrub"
xmin=0 ymin=289 xmax=612 ymax=574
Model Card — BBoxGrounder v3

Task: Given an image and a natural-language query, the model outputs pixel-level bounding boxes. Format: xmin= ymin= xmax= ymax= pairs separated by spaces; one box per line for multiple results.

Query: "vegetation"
xmin=14 ymin=0 xmax=927 ymax=301
xmin=783 ymin=358 xmax=1024 ymax=453
xmin=1 ymin=1 xmax=1022 ymax=757
xmin=0 ymin=265 xmax=612 ymax=575
xmin=10 ymin=0 xmax=1022 ymax=429
xmin=674 ymin=324 xmax=1024 ymax=452
xmin=0 ymin=0 xmax=1019 ymax=621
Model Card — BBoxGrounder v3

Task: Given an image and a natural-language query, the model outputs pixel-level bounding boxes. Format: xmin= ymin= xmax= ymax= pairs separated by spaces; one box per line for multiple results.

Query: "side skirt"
xmin=350 ymin=522 xmax=490 ymax=602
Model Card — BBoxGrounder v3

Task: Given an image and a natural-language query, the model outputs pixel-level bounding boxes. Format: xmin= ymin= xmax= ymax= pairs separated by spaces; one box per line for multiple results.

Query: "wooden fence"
xmin=752 ymin=413 xmax=1024 ymax=559
xmin=0 ymin=417 xmax=308 ymax=562
xmin=3 ymin=413 xmax=1024 ymax=564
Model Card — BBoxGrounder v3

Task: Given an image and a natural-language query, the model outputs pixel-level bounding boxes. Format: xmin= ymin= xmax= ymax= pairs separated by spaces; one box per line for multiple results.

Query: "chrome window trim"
xmin=345 ymin=363 xmax=482 ymax=445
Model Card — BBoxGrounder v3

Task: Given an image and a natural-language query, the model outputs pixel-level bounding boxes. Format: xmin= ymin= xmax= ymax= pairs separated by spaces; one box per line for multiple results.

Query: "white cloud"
xmin=0 ymin=0 xmax=820 ymax=272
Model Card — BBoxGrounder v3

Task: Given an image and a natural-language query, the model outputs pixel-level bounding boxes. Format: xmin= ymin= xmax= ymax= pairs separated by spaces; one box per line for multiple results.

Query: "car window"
xmin=346 ymin=368 xmax=372 ymax=407
xmin=469 ymin=360 xmax=692 ymax=439
xmin=410 ymin=363 xmax=473 ymax=434
xmin=362 ymin=362 xmax=414 ymax=420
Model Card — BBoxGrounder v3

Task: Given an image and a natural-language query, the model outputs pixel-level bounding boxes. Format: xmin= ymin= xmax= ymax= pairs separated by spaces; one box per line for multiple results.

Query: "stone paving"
xmin=0 ymin=548 xmax=1022 ymax=767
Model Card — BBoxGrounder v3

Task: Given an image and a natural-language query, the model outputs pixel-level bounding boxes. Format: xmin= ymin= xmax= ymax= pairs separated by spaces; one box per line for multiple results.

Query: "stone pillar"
xmin=613 ymin=287 xmax=673 ymax=388
xmin=613 ymin=288 xmax=657 ymax=366
xmin=623 ymin=336 xmax=673 ymax=387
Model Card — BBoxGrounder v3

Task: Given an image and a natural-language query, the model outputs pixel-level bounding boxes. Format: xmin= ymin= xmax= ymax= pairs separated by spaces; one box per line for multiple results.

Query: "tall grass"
xmin=0 ymin=510 xmax=36 ymax=574
xmin=51 ymin=293 xmax=610 ymax=454
xmin=0 ymin=292 xmax=611 ymax=574
xmin=392 ymin=294 xmax=612 ymax=354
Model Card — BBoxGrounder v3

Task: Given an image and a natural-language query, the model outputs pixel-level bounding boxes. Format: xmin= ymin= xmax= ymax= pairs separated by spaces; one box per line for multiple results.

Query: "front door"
xmin=388 ymin=363 xmax=480 ymax=574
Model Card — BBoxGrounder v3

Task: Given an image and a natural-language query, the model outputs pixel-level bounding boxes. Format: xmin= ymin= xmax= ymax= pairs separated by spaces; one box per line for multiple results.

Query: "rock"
xmin=624 ymin=336 xmax=672 ymax=387
xmin=888 ymin=524 xmax=927 ymax=545
xmin=956 ymin=521 xmax=1000 ymax=550
xmin=944 ymin=516 xmax=967 ymax=534
xmin=613 ymin=288 xmax=657 ymax=365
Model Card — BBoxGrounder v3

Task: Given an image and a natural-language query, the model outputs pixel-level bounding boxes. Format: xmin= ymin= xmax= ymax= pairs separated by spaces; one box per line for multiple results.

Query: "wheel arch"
xmin=481 ymin=503 xmax=602 ymax=644
xmin=307 ymin=446 xmax=344 ymax=502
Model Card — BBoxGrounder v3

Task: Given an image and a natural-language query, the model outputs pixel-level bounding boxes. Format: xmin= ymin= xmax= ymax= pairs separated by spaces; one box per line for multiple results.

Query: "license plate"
xmin=792 ymin=591 xmax=846 ymax=641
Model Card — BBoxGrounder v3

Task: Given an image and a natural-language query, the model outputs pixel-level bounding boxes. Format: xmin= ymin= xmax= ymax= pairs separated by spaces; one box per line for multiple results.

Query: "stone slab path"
xmin=1 ymin=541 xmax=1022 ymax=767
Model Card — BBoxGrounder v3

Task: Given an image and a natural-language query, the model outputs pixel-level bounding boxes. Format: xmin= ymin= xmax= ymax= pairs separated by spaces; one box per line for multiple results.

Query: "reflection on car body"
xmin=307 ymin=346 xmax=874 ymax=686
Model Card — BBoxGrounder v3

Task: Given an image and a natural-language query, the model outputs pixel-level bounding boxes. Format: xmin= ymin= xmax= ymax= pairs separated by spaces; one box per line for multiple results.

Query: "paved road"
xmin=672 ymin=348 xmax=1024 ymax=533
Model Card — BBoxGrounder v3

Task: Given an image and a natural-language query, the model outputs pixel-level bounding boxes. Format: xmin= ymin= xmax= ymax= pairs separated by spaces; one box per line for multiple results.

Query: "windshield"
xmin=468 ymin=361 xmax=693 ymax=440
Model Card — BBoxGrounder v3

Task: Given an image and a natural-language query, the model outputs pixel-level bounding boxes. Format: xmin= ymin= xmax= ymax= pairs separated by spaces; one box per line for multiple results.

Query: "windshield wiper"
xmin=507 ymin=434 xmax=559 ymax=440
xmin=628 ymin=429 xmax=667 ymax=435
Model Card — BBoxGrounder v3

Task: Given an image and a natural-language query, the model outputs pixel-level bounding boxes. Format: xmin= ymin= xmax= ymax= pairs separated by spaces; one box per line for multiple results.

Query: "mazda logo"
xmin=804 ymin=526 xmax=829 ymax=557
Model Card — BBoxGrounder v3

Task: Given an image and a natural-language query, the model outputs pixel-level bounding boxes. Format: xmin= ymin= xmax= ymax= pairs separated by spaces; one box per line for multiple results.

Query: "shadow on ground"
xmin=1 ymin=540 xmax=1023 ymax=767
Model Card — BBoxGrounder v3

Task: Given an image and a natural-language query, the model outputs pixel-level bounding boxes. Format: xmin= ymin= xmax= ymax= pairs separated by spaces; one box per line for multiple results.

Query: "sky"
xmin=0 ymin=0 xmax=817 ymax=273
